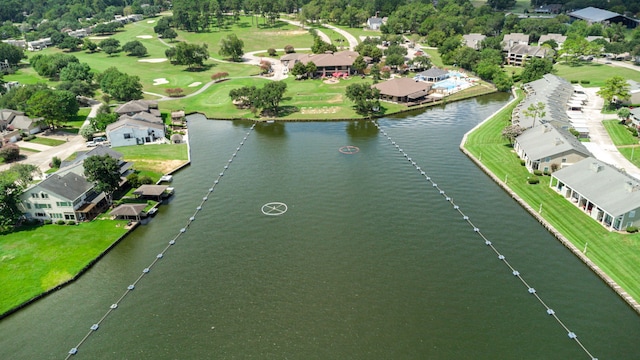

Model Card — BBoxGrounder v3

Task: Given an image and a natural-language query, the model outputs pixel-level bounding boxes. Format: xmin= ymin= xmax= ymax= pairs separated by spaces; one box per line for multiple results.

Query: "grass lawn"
xmin=464 ymin=92 xmax=640 ymax=304
xmin=328 ymin=23 xmax=381 ymax=41
xmin=424 ymin=48 xmax=444 ymax=68
xmin=115 ymin=143 xmax=189 ymax=180
xmin=0 ymin=220 xmax=129 ymax=316
xmin=554 ymin=62 xmax=640 ymax=87
xmin=603 ymin=119 xmax=638 ymax=146
xmin=27 ymin=137 xmax=66 ymax=147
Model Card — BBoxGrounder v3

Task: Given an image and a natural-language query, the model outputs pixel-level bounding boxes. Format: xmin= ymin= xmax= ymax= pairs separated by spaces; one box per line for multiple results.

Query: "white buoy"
xmin=180 ymin=228 xmax=186 ymax=233
xmin=203 ymin=197 xmax=208 ymax=201
xmin=228 ymin=159 xmax=233 ymax=162
xmin=547 ymin=309 xmax=555 ymax=315
xmin=69 ymin=348 xmax=78 ymax=355
xmin=90 ymin=324 xmax=99 ymax=331
xmin=197 ymin=206 xmax=202 ymax=210
xmin=224 ymin=165 xmax=228 ymax=169
xmin=473 ymin=227 xmax=479 ymax=232
xmin=127 ymin=285 xmax=135 ymax=290
xmin=189 ymin=217 xmax=195 ymax=222
xmin=219 ymin=173 xmax=224 ymax=176
xmin=143 ymin=268 xmax=150 ymax=273
xmin=512 ymin=270 xmax=519 ymax=276
xmin=214 ymin=180 xmax=219 ymax=184
xmin=439 ymin=190 xmax=445 ymax=194
xmin=528 ymin=288 xmax=536 ymax=294
xmin=454 ymin=205 xmax=459 ymax=209
xmin=568 ymin=332 xmax=577 ymax=339
xmin=463 ymin=216 xmax=469 ymax=220
xmin=110 ymin=304 xmax=118 ymax=309
xmin=498 ymin=255 xmax=505 ymax=260
xmin=157 ymin=253 xmax=163 ymax=259
xmin=169 ymin=240 xmax=175 ymax=245
xmin=485 ymin=240 xmax=491 ymax=245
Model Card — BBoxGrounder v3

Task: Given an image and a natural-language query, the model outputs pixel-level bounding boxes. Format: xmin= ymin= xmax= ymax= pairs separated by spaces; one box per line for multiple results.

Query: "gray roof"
xmin=106 ymin=118 xmax=165 ymax=133
xmin=368 ymin=17 xmax=383 ymax=25
xmin=568 ymin=7 xmax=620 ymax=23
xmin=110 ymin=203 xmax=147 ymax=217
xmin=419 ymin=67 xmax=448 ymax=78
xmin=39 ymin=172 xmax=94 ymax=201
xmin=372 ymin=77 xmax=432 ymax=97
xmin=133 ymin=184 xmax=168 ymax=196
xmin=553 ymin=157 xmax=640 ymax=216
xmin=516 ymin=74 xmax=575 ymax=128
xmin=60 ymin=145 xmax=123 ymax=169
xmin=115 ymin=100 xmax=158 ymax=114
xmin=120 ymin=111 xmax=163 ymax=124
xmin=10 ymin=114 xmax=39 ymax=130
xmin=462 ymin=34 xmax=486 ymax=48
xmin=538 ymin=34 xmax=567 ymax=45
xmin=515 ymin=123 xmax=591 ymax=161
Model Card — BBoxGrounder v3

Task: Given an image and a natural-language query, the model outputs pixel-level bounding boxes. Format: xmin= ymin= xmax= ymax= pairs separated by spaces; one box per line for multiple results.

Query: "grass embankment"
xmin=463 ymin=92 xmax=640 ymax=304
xmin=553 ymin=62 xmax=640 ymax=87
xmin=116 ymin=143 xmax=189 ymax=180
xmin=603 ymin=119 xmax=640 ymax=169
xmin=0 ymin=220 xmax=129 ymax=316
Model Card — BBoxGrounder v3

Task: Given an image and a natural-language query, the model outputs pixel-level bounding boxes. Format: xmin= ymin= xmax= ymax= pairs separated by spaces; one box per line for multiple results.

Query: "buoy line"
xmin=371 ymin=121 xmax=598 ymax=360
xmin=65 ymin=123 xmax=257 ymax=358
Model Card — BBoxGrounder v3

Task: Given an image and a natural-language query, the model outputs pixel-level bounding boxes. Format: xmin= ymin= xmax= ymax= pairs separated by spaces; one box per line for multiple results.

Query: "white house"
xmin=106 ymin=117 xmax=166 ymax=147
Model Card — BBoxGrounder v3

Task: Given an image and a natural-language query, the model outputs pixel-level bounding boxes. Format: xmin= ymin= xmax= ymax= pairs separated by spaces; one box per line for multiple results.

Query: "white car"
xmin=86 ymin=140 xmax=97 ymax=147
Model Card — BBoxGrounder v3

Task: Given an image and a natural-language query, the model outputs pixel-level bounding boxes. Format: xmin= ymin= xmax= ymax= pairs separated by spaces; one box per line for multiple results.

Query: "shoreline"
xmin=459 ymin=89 xmax=640 ymax=316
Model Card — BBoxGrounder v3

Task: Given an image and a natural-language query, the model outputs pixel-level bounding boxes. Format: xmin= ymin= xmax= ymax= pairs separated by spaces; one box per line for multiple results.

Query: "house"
xmin=514 ymin=123 xmax=591 ymax=173
xmin=514 ymin=74 xmax=578 ymax=130
xmin=622 ymin=80 xmax=640 ymax=106
xmin=133 ymin=184 xmax=171 ymax=201
xmin=66 ymin=28 xmax=90 ymax=38
xmin=115 ymin=100 xmax=160 ymax=117
xmin=568 ymin=7 xmax=639 ymax=28
xmin=372 ymin=77 xmax=434 ymax=104
xmin=282 ymin=51 xmax=360 ymax=77
xmin=2 ymin=39 xmax=26 ymax=49
xmin=106 ymin=118 xmax=166 ymax=147
xmin=551 ymin=157 xmax=640 ymax=231
xmin=505 ymin=44 xmax=554 ymax=66
xmin=414 ymin=67 xmax=449 ymax=82
xmin=367 ymin=17 xmax=384 ymax=30
xmin=462 ymin=34 xmax=486 ymax=50
xmin=10 ymin=113 xmax=46 ymax=134
xmin=170 ymin=110 xmax=185 ymax=125
xmin=630 ymin=108 xmax=640 ymax=128
xmin=533 ymin=4 xmax=562 ymax=14
xmin=502 ymin=33 xmax=529 ymax=51
xmin=538 ymin=33 xmax=567 ymax=48
xmin=19 ymin=172 xmax=109 ymax=222
xmin=27 ymin=38 xmax=52 ymax=51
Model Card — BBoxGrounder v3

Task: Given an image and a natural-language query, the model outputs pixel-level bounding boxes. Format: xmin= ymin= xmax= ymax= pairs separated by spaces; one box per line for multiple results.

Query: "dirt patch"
xmin=300 ymin=107 xmax=339 ymax=114
xmin=129 ymin=159 xmax=188 ymax=174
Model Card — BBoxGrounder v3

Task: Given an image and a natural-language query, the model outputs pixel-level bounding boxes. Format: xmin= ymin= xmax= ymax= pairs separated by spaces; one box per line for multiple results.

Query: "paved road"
xmin=321 ymin=23 xmax=358 ymax=50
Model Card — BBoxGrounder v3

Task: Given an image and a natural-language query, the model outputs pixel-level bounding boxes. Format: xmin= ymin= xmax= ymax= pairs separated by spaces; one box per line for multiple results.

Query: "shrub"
xmin=580 ymin=80 xmax=590 ymax=84
xmin=139 ymin=175 xmax=153 ymax=184
xmin=126 ymin=172 xmax=141 ymax=188
xmin=550 ymin=163 xmax=559 ymax=172
xmin=67 ymin=220 xmax=76 ymax=225
xmin=43 ymin=219 xmax=53 ymax=225
xmin=165 ymin=88 xmax=184 ymax=97
xmin=51 ymin=156 xmax=61 ymax=168
xmin=527 ymin=176 xmax=540 ymax=184
xmin=533 ymin=170 xmax=543 ymax=176
xmin=543 ymin=169 xmax=551 ymax=176
xmin=56 ymin=220 xmax=66 ymax=225
xmin=570 ymin=79 xmax=578 ymax=84
xmin=0 ymin=143 xmax=20 ymax=162
xmin=628 ymin=126 xmax=638 ymax=137
xmin=284 ymin=45 xmax=295 ymax=53
xmin=267 ymin=48 xmax=277 ymax=56
xmin=520 ymin=159 xmax=525 ymax=166
xmin=627 ymin=226 xmax=638 ymax=233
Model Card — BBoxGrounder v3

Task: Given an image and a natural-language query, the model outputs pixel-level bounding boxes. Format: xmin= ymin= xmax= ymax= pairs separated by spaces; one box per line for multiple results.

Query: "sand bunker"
xmin=147 ymin=20 xmax=156 ymax=23
xmin=89 ymin=36 xmax=110 ymax=40
xmin=153 ymin=78 xmax=169 ymax=85
xmin=138 ymin=58 xmax=168 ymax=63
xmin=188 ymin=82 xmax=202 ymax=87
xmin=136 ymin=35 xmax=153 ymax=39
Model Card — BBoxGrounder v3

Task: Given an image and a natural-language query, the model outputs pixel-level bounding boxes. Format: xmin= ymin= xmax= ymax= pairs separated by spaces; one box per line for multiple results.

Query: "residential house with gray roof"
xmin=414 ymin=67 xmax=449 ymax=82
xmin=551 ymin=157 xmax=640 ymax=231
xmin=506 ymin=44 xmax=554 ymax=66
xmin=502 ymin=33 xmax=529 ymax=51
xmin=514 ymin=74 xmax=577 ymax=129
xmin=462 ymin=34 xmax=486 ymax=50
xmin=514 ymin=123 xmax=591 ymax=173
xmin=538 ymin=33 xmax=567 ymax=48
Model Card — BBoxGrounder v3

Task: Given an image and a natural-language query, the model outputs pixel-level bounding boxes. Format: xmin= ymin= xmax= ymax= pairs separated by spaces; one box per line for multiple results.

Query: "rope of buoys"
xmin=373 ymin=121 xmax=598 ymax=360
xmin=65 ymin=123 xmax=257 ymax=358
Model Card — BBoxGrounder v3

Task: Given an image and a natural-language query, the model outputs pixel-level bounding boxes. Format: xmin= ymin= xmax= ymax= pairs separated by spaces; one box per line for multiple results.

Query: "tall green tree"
xmin=0 ymin=42 xmax=26 ymax=67
xmin=598 ymin=76 xmax=631 ymax=107
xmin=520 ymin=57 xmax=553 ymax=84
xmin=174 ymin=42 xmax=209 ymax=69
xmin=0 ymin=178 xmax=22 ymax=231
xmin=345 ymin=83 xmax=381 ymax=117
xmin=523 ymin=102 xmax=546 ymax=126
xmin=83 ymin=155 xmax=121 ymax=204
xmin=26 ymin=89 xmax=78 ymax=129
xmin=98 ymin=67 xmax=143 ymax=101
xmin=122 ymin=40 xmax=148 ymax=57
xmin=219 ymin=34 xmax=244 ymax=62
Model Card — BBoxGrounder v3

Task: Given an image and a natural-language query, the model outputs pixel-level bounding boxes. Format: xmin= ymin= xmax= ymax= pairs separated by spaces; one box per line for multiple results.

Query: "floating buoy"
xmin=473 ymin=227 xmax=479 ymax=232
xmin=547 ymin=309 xmax=555 ymax=315
xmin=69 ymin=348 xmax=78 ymax=355
xmin=157 ymin=253 xmax=163 ymax=259
xmin=528 ymin=288 xmax=536 ymax=294
xmin=90 ymin=324 xmax=99 ymax=331
xmin=203 ymin=197 xmax=208 ymax=201
xmin=445 ymin=197 xmax=450 ymax=201
xmin=432 ymin=183 xmax=437 ymax=187
xmin=439 ymin=190 xmax=445 ymax=194
xmin=143 ymin=268 xmax=150 ymax=273
xmin=219 ymin=173 xmax=224 ymax=176
xmin=127 ymin=285 xmax=135 ymax=290
xmin=214 ymin=180 xmax=219 ymax=184
xmin=228 ymin=159 xmax=233 ymax=163
xmin=513 ymin=270 xmax=519 ymax=276
xmin=224 ymin=165 xmax=228 ymax=169
xmin=196 ymin=206 xmax=202 ymax=210
xmin=180 ymin=228 xmax=186 ymax=233
xmin=110 ymin=304 xmax=118 ymax=309
xmin=169 ymin=240 xmax=175 ymax=245
xmin=463 ymin=216 xmax=469 ymax=220
xmin=498 ymin=255 xmax=505 ymax=260
xmin=485 ymin=240 xmax=491 ymax=245
xmin=426 ymin=177 xmax=431 ymax=181
xmin=568 ymin=332 xmax=577 ymax=339
xmin=189 ymin=217 xmax=195 ymax=222
xmin=208 ymin=188 xmax=213 ymax=192
xmin=453 ymin=205 xmax=459 ymax=209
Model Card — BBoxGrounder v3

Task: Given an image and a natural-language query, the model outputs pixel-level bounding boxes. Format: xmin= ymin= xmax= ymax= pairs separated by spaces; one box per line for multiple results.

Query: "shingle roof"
xmin=133 ymin=184 xmax=168 ymax=196
xmin=372 ymin=77 xmax=432 ymax=97
xmin=515 ymin=123 xmax=591 ymax=161
xmin=538 ymin=34 xmax=567 ymax=45
xmin=568 ymin=7 xmax=620 ymax=23
xmin=419 ymin=67 xmax=449 ymax=78
xmin=106 ymin=118 xmax=165 ymax=133
xmin=110 ymin=203 xmax=147 ymax=217
xmin=115 ymin=100 xmax=158 ymax=114
xmin=39 ymin=172 xmax=94 ymax=201
xmin=297 ymin=51 xmax=359 ymax=68
xmin=553 ymin=157 xmax=640 ymax=216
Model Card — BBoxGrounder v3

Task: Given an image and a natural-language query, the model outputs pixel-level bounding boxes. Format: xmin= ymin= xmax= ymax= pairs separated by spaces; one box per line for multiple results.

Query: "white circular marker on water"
xmin=261 ymin=202 xmax=288 ymax=216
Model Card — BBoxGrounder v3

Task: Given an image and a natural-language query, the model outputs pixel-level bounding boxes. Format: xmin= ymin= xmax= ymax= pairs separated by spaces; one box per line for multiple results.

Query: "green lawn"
xmin=0 ymin=220 xmax=129 ymax=316
xmin=554 ymin=62 xmax=640 ymax=87
xmin=27 ymin=137 xmax=66 ymax=147
xmin=464 ymin=91 xmax=640 ymax=304
xmin=424 ymin=48 xmax=444 ymax=68
xmin=326 ymin=23 xmax=381 ymax=42
xmin=603 ymin=119 xmax=638 ymax=146
xmin=115 ymin=143 xmax=189 ymax=180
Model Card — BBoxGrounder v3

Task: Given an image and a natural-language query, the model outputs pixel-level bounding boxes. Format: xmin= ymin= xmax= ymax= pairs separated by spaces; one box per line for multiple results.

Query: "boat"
xmin=160 ymin=175 xmax=173 ymax=182
xmin=146 ymin=207 xmax=158 ymax=216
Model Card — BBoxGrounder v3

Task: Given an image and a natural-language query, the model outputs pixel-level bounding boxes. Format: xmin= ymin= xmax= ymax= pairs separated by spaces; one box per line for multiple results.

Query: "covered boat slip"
xmin=132 ymin=184 xmax=174 ymax=201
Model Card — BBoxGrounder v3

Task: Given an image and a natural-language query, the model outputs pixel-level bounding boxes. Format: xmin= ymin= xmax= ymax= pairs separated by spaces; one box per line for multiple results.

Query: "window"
xmin=561 ymin=158 xmax=567 ymax=163
xmin=630 ymin=211 xmax=636 ymax=218
xmin=35 ymin=212 xmax=46 ymax=217
xmin=64 ymin=214 xmax=75 ymax=220
xmin=51 ymin=213 xmax=63 ymax=219
xmin=124 ymin=133 xmax=132 ymax=139
xmin=41 ymin=193 xmax=49 ymax=199
xmin=31 ymin=193 xmax=39 ymax=198
xmin=544 ymin=157 xmax=550 ymax=162
xmin=24 ymin=203 xmax=31 ymax=209
xmin=56 ymin=201 xmax=72 ymax=207
xmin=35 ymin=203 xmax=51 ymax=209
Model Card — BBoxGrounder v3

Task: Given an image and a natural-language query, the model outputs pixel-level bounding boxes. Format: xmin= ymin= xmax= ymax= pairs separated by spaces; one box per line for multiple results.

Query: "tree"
xmin=0 ymin=143 xmax=19 ymax=162
xmin=0 ymin=42 xmax=26 ymax=67
xmin=98 ymin=67 xmax=143 ymax=101
xmin=409 ymin=55 xmax=431 ymax=71
xmin=598 ymin=76 xmax=631 ymax=107
xmin=99 ymin=38 xmax=121 ymax=56
xmin=165 ymin=88 xmax=184 ymax=97
xmin=83 ymin=38 xmax=98 ymax=53
xmin=211 ymin=72 xmax=229 ymax=81
xmin=618 ymin=107 xmax=631 ymax=124
xmin=370 ymin=63 xmax=381 ymax=82
xmin=59 ymin=62 xmax=93 ymax=82
xmin=284 ymin=45 xmax=295 ymax=54
xmin=219 ymin=34 xmax=244 ymax=62
xmin=311 ymin=37 xmax=337 ymax=54
xmin=352 ymin=56 xmax=367 ymax=74
xmin=27 ymin=89 xmax=78 ymax=129
xmin=523 ymin=102 xmax=546 ymax=126
xmin=305 ymin=61 xmax=317 ymax=78
xmin=58 ymin=80 xmax=95 ymax=97
xmin=492 ymin=71 xmax=514 ymax=92
xmin=256 ymin=81 xmax=287 ymax=115
xmin=501 ymin=124 xmax=523 ymax=145
xmin=30 ymin=53 xmax=79 ymax=79
xmin=345 ymin=83 xmax=381 ymax=117
xmin=291 ymin=61 xmax=308 ymax=79
xmin=229 ymin=85 xmax=257 ymax=108
xmin=122 ymin=40 xmax=148 ymax=57
xmin=172 ymin=42 xmax=209 ymax=69
xmin=259 ymin=60 xmax=272 ymax=74
xmin=57 ymin=35 xmax=82 ymax=52
xmin=9 ymin=163 xmax=39 ymax=188
xmin=0 ymin=178 xmax=22 ymax=230
xmin=488 ymin=0 xmax=516 ymax=10
xmin=84 ymin=155 xmax=121 ymax=204
xmin=79 ymin=123 xmax=96 ymax=140
xmin=520 ymin=57 xmax=553 ymax=84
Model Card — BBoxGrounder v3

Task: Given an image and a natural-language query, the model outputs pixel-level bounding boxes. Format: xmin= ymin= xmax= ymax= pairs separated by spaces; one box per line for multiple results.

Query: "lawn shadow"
xmin=184 ymin=64 xmax=214 ymax=72
xmin=274 ymin=105 xmax=299 ymax=117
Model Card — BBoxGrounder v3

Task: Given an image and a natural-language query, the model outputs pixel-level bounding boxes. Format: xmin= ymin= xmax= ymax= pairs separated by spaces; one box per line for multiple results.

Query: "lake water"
xmin=1 ymin=93 xmax=639 ymax=359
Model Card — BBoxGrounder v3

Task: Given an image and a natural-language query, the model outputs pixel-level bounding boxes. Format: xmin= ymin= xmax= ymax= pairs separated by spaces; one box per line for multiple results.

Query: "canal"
xmin=1 ymin=93 xmax=639 ymax=359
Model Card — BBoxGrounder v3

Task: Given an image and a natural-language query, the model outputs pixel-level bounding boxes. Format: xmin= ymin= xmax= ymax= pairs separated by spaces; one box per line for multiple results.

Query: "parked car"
xmin=86 ymin=140 xmax=97 ymax=147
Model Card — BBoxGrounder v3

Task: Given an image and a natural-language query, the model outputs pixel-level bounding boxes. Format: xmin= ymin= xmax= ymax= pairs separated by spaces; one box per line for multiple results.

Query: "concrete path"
xmin=321 ymin=23 xmax=359 ymax=50
xmin=278 ymin=18 xmax=332 ymax=45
